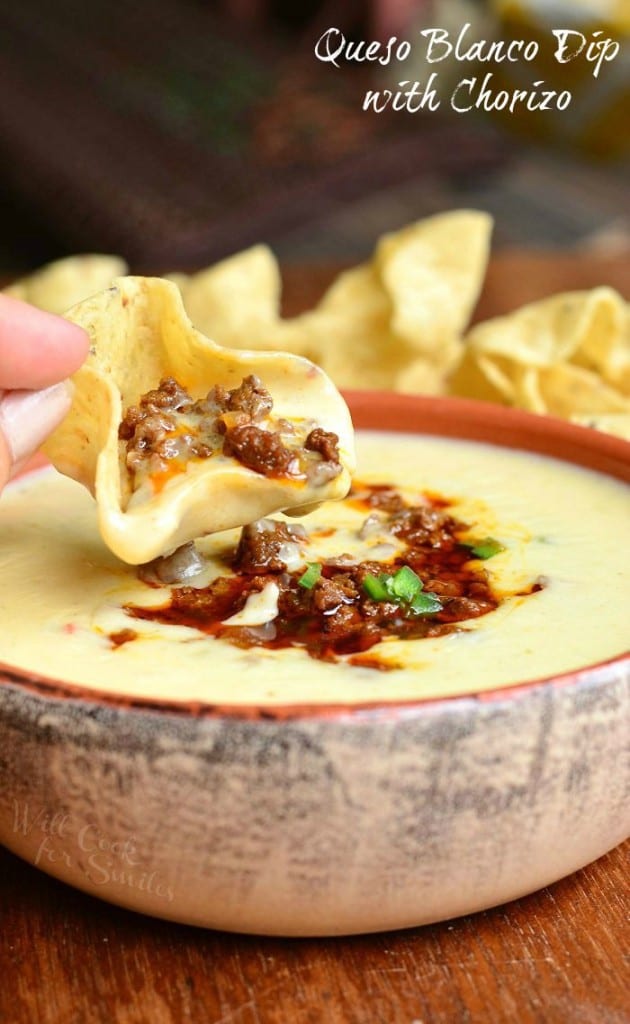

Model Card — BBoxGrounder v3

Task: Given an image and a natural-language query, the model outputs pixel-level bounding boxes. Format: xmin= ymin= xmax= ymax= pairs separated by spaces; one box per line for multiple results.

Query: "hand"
xmin=0 ymin=295 xmax=89 ymax=493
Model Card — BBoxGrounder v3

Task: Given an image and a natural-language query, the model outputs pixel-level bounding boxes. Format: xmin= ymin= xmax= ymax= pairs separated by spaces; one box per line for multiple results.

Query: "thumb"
xmin=0 ymin=382 xmax=73 ymax=492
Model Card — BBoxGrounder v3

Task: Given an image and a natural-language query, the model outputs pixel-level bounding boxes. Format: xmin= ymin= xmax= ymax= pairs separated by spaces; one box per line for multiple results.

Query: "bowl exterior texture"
xmin=0 ymin=660 xmax=628 ymax=936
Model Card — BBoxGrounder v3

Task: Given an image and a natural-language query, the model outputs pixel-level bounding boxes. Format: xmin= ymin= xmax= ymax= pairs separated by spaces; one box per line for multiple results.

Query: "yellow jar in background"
xmin=488 ymin=0 xmax=629 ymax=157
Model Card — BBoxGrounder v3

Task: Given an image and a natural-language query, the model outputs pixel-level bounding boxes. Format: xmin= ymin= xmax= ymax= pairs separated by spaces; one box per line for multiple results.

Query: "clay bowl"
xmin=0 ymin=394 xmax=628 ymax=936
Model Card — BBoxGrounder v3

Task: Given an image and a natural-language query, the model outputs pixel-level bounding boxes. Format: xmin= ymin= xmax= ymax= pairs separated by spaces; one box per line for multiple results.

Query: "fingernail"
xmin=0 ymin=381 xmax=73 ymax=464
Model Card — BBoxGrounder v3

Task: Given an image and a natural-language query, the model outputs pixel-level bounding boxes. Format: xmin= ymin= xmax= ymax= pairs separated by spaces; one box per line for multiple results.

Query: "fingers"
xmin=0 ymin=294 xmax=89 ymax=390
xmin=0 ymin=383 xmax=74 ymax=491
xmin=0 ymin=295 xmax=88 ymax=493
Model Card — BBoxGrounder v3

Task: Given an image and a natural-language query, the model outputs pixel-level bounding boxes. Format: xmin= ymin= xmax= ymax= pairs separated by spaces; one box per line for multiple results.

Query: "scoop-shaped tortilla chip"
xmin=572 ymin=292 xmax=630 ymax=393
xmin=44 ymin=277 xmax=355 ymax=565
xmin=297 ymin=211 xmax=492 ymax=390
xmin=376 ymin=210 xmax=493 ymax=365
xmin=3 ymin=254 xmax=128 ymax=315
xmin=167 ymin=247 xmax=320 ymax=361
xmin=530 ymin=363 xmax=630 ymax=417
xmin=166 ymin=246 xmax=288 ymax=350
xmin=301 ymin=264 xmax=415 ymax=390
xmin=451 ymin=286 xmax=630 ymax=420
xmin=396 ymin=357 xmax=457 ymax=397
xmin=164 ymin=212 xmax=493 ymax=393
xmin=461 ymin=287 xmax=628 ymax=368
xmin=570 ymin=413 xmax=630 ymax=441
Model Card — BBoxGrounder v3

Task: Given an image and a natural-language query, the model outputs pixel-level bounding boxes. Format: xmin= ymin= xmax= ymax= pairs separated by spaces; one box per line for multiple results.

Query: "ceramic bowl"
xmin=0 ymin=395 xmax=628 ymax=936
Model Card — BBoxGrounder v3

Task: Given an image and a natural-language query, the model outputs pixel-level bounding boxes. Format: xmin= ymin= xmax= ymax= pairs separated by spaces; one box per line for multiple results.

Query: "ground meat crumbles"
xmin=118 ymin=375 xmax=342 ymax=491
xmin=124 ymin=482 xmax=544 ymax=667
xmin=233 ymin=519 xmax=305 ymax=574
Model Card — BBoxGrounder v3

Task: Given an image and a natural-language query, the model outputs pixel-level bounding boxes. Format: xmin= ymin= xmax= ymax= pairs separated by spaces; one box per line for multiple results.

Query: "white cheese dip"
xmin=0 ymin=431 xmax=628 ymax=705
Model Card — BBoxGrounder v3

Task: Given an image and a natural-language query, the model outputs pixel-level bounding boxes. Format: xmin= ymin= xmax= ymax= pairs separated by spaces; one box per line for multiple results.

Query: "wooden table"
xmin=1 ymin=253 xmax=629 ymax=1023
xmin=1 ymin=841 xmax=628 ymax=1024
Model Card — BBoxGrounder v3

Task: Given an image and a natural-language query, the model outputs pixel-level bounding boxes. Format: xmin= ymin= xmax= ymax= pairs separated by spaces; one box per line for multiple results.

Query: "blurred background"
xmin=0 ymin=0 xmax=627 ymax=275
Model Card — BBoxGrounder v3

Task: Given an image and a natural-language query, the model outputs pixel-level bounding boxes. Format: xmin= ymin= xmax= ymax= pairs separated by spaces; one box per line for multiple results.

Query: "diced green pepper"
xmin=363 ymin=573 xmax=391 ymax=601
xmin=389 ymin=565 xmax=423 ymax=602
xmin=298 ymin=563 xmax=322 ymax=589
xmin=467 ymin=537 xmax=505 ymax=560
xmin=363 ymin=566 xmax=442 ymax=616
xmin=409 ymin=591 xmax=443 ymax=615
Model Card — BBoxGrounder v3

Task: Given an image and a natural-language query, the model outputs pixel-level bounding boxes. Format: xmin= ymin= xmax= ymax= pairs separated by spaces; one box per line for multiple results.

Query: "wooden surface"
xmin=1 ymin=253 xmax=629 ymax=1024
xmin=0 ymin=842 xmax=628 ymax=1024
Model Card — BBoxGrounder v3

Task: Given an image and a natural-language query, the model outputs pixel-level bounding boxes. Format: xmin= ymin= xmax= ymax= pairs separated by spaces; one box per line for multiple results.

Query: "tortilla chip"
xmin=451 ymin=286 xmax=630 ymax=418
xmin=163 ymin=271 xmax=189 ymax=292
xmin=572 ymin=294 xmax=630 ymax=392
xmin=534 ymin=363 xmax=630 ymax=417
xmin=43 ymin=277 xmax=355 ymax=564
xmin=464 ymin=287 xmax=628 ymax=368
xmin=167 ymin=245 xmax=288 ymax=350
xmin=165 ymin=212 xmax=493 ymax=392
xmin=376 ymin=210 xmax=492 ymax=369
xmin=302 ymin=211 xmax=492 ymax=390
xmin=298 ymin=264 xmax=414 ymax=390
xmin=570 ymin=413 xmax=630 ymax=441
xmin=3 ymin=255 xmax=127 ymax=314
xmin=395 ymin=357 xmax=452 ymax=396
xmin=450 ymin=351 xmax=518 ymax=406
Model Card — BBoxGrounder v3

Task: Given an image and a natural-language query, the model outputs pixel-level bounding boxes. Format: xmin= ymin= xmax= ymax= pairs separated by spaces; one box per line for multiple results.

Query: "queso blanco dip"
xmin=0 ymin=431 xmax=628 ymax=705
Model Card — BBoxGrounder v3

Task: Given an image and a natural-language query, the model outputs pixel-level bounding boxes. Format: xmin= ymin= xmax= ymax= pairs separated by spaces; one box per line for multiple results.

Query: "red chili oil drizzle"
xmin=124 ymin=483 xmax=544 ymax=668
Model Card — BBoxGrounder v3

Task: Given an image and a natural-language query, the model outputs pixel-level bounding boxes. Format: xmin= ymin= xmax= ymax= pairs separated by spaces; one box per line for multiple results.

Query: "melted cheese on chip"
xmin=43 ymin=277 xmax=355 ymax=564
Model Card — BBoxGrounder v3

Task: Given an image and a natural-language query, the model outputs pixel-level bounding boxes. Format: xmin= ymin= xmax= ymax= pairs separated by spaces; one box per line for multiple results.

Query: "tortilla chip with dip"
xmin=43 ymin=277 xmax=355 ymax=565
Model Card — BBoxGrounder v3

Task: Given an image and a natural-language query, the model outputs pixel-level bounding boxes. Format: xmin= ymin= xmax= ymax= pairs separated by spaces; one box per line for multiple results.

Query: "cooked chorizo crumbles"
xmin=119 ymin=375 xmax=342 ymax=499
xmin=125 ymin=482 xmax=543 ymax=668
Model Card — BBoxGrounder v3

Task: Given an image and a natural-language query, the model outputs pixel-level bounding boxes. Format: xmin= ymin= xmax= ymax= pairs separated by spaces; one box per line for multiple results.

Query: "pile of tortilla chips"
xmin=4 ymin=211 xmax=629 ymax=438
xmin=3 ymin=254 xmax=127 ymax=315
xmin=451 ymin=285 xmax=630 ymax=437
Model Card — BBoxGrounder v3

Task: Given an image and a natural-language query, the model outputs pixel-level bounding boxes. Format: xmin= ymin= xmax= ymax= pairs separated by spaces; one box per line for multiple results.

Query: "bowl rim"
xmin=1 ymin=392 xmax=629 ymax=720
